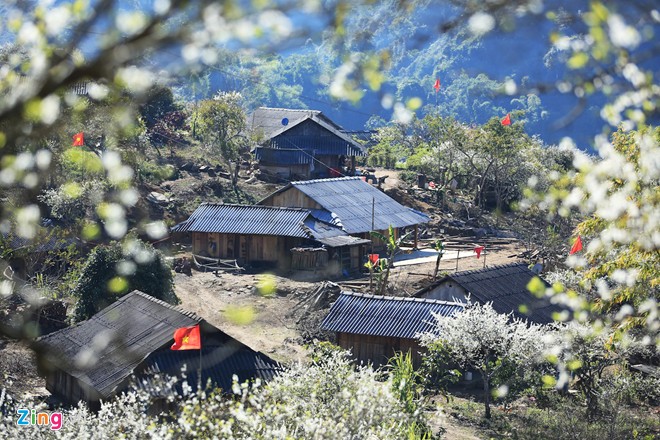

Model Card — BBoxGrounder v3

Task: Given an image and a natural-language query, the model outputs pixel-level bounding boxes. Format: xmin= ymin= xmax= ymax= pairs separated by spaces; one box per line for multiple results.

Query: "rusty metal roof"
xmin=321 ymin=292 xmax=464 ymax=339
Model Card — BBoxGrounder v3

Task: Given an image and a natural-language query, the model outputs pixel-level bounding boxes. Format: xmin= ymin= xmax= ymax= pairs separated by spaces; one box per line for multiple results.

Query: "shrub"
xmin=72 ymin=239 xmax=177 ymax=322
xmin=398 ymin=169 xmax=418 ymax=185
xmin=139 ymin=162 xmax=177 ymax=184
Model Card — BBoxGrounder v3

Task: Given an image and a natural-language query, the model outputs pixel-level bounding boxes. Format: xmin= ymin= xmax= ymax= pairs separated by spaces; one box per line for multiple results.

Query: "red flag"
xmin=501 ymin=114 xmax=511 ymax=126
xmin=433 ymin=78 xmax=441 ymax=93
xmin=368 ymin=254 xmax=379 ymax=265
xmin=72 ymin=132 xmax=84 ymax=146
xmin=171 ymin=324 xmax=201 ymax=350
xmin=569 ymin=235 xmax=583 ymax=255
xmin=474 ymin=245 xmax=485 ymax=259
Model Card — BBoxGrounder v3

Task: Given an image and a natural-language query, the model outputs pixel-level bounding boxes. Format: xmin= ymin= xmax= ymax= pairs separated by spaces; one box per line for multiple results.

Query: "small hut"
xmin=415 ymin=263 xmax=566 ymax=324
xmin=250 ymin=107 xmax=366 ymax=180
xmin=321 ymin=292 xmax=464 ymax=367
xmin=36 ymin=291 xmax=281 ymax=407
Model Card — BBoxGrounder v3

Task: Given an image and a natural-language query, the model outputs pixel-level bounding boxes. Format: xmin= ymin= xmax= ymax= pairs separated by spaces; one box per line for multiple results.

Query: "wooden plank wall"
xmin=193 ymin=232 xmax=300 ymax=268
xmin=46 ymin=370 xmax=100 ymax=406
xmin=261 ymin=188 xmax=323 ymax=210
xmin=259 ymin=164 xmax=311 ymax=178
xmin=337 ymin=332 xmax=425 ymax=367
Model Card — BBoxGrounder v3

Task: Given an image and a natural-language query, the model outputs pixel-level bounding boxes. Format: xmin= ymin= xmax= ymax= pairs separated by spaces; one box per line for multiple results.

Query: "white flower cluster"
xmin=0 ymin=349 xmax=422 ymax=439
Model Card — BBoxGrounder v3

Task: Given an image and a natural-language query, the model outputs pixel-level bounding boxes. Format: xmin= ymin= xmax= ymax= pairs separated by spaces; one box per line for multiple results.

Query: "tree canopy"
xmin=72 ymin=240 xmax=177 ymax=322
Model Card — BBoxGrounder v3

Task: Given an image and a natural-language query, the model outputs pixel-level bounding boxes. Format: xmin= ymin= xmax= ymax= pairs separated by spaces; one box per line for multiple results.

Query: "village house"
xmin=171 ymin=203 xmax=369 ymax=274
xmin=322 ymin=263 xmax=566 ymax=367
xmin=36 ymin=290 xmax=281 ymax=408
xmin=249 ymin=107 xmax=366 ymax=180
xmin=321 ymin=291 xmax=465 ymax=367
xmin=258 ymin=176 xmax=430 ymax=252
xmin=415 ymin=262 xmax=564 ymax=324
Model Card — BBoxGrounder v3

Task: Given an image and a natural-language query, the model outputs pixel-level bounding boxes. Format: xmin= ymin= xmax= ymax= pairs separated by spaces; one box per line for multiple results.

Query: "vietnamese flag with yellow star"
xmin=171 ymin=324 xmax=201 ymax=350
xmin=72 ymin=132 xmax=84 ymax=146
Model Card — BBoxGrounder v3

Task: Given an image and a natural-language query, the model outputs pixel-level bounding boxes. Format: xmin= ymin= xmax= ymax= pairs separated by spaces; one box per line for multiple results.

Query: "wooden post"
xmin=371 ymin=197 xmax=375 ymax=256
xmin=198 ymin=330 xmax=203 ymax=393
xmin=455 ymin=249 xmax=460 ymax=272
xmin=483 ymin=249 xmax=487 ymax=268
xmin=414 ymin=224 xmax=419 ymax=250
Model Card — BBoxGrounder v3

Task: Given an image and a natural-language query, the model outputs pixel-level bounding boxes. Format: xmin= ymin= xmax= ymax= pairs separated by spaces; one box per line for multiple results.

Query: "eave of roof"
xmin=172 ymin=203 xmax=351 ymax=242
xmin=315 ymin=235 xmax=371 ymax=247
xmin=171 ymin=204 xmax=313 ymax=237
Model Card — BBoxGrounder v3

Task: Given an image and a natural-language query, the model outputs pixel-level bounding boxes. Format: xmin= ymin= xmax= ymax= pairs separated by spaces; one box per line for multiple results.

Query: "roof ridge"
xmin=291 ymin=176 xmax=361 ymax=185
xmin=257 ymin=107 xmax=320 ymax=113
xmin=130 ymin=290 xmax=202 ymax=322
xmin=36 ymin=291 xmax=201 ymax=343
xmin=452 ymin=261 xmax=528 ymax=277
xmin=340 ymin=290 xmax=465 ymax=307
xmin=195 ymin=203 xmax=312 ymax=212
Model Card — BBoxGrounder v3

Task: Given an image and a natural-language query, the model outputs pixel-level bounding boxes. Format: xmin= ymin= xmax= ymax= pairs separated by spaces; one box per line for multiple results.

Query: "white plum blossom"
xmin=419 ymin=302 xmax=548 ymax=418
xmin=0 ymin=348 xmax=423 ymax=439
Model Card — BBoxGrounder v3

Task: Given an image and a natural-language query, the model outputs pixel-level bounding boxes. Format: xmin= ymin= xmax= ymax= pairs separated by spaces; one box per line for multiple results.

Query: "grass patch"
xmin=441 ymin=393 xmax=659 ymax=440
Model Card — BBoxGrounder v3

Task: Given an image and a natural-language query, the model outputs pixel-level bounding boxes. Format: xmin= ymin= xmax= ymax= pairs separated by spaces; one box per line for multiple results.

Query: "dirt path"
xmin=173 ymin=272 xmax=317 ymax=364
xmin=173 ymin=240 xmax=524 ymax=364
xmin=0 ymin=339 xmax=49 ymax=401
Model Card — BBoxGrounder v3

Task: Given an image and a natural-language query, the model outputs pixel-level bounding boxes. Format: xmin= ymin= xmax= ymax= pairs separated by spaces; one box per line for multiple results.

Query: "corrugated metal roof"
xmin=416 ymin=263 xmax=565 ymax=324
xmin=253 ymin=147 xmax=313 ymax=165
xmin=269 ymin=117 xmax=366 ymax=157
xmin=37 ymin=291 xmax=280 ymax=401
xmin=171 ymin=204 xmax=313 ymax=237
xmin=301 ymin=217 xmax=347 ymax=240
xmin=2 ymin=231 xmax=78 ymax=253
xmin=273 ymin=177 xmax=430 ymax=234
xmin=249 ymin=107 xmax=341 ymax=139
xmin=37 ymin=291 xmax=201 ymax=399
xmin=309 ymin=209 xmax=343 ymax=228
xmin=172 ymin=204 xmax=357 ymax=244
xmin=142 ymin=340 xmax=282 ymax=394
xmin=315 ymin=235 xmax=371 ymax=247
xmin=321 ymin=292 xmax=464 ymax=339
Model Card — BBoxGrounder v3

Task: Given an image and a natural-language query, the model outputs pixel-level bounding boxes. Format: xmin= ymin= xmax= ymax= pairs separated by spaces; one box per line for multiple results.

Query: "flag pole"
xmin=483 ymin=249 xmax=486 ymax=268
xmin=455 ymin=248 xmax=460 ymax=272
xmin=198 ymin=328 xmax=203 ymax=393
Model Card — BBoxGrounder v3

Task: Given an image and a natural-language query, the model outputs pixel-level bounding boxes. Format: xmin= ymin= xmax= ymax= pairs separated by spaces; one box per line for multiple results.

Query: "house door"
xmin=227 ymin=235 xmax=237 ymax=258
xmin=239 ymin=236 xmax=249 ymax=262
xmin=193 ymin=233 xmax=208 ymax=255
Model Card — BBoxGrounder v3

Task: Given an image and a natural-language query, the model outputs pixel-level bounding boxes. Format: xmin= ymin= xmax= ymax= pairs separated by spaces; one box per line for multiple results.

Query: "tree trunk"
xmin=378 ymin=265 xmax=391 ymax=296
xmin=433 ymin=253 xmax=441 ymax=280
xmin=483 ymin=374 xmax=491 ymax=419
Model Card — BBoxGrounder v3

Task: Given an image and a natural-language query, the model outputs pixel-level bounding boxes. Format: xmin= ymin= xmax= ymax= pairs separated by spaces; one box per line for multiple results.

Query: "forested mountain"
xmin=167 ymin=1 xmax=658 ymax=151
